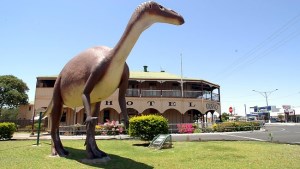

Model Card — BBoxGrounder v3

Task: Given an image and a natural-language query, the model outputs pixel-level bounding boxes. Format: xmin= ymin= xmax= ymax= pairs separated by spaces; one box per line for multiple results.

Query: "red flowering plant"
xmin=177 ymin=123 xmax=195 ymax=134
xmin=103 ymin=119 xmax=124 ymax=135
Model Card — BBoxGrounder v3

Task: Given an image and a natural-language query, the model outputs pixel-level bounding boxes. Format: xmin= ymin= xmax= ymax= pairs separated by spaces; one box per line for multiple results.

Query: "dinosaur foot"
xmin=86 ymin=143 xmax=109 ymax=159
xmin=84 ymin=145 xmax=110 ymax=164
xmin=85 ymin=135 xmax=109 ymax=160
xmin=51 ymin=142 xmax=69 ymax=157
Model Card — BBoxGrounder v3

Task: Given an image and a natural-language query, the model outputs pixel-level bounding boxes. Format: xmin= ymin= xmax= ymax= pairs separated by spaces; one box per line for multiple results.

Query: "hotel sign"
xmin=206 ymin=103 xmax=219 ymax=110
xmin=106 ymin=100 xmax=198 ymax=108
xmin=105 ymin=100 xmax=219 ymax=111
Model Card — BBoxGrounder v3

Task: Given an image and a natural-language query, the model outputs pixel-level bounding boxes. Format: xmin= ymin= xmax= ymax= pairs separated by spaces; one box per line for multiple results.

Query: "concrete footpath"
xmin=12 ymin=131 xmax=266 ymax=142
xmin=12 ymin=133 xmax=132 ymax=140
xmin=12 ymin=123 xmax=300 ymax=143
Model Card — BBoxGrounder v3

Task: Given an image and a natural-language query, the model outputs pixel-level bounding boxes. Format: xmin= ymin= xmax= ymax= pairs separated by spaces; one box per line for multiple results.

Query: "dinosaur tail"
xmin=42 ymin=75 xmax=61 ymax=118
xmin=42 ymin=99 xmax=53 ymax=118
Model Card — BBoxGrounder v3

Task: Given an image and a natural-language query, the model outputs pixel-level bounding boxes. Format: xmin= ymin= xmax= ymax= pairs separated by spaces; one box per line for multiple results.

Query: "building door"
xmin=103 ymin=110 xmax=110 ymax=122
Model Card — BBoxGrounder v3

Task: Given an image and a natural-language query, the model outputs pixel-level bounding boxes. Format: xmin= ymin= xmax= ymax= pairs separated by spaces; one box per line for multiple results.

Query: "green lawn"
xmin=0 ymin=139 xmax=299 ymax=169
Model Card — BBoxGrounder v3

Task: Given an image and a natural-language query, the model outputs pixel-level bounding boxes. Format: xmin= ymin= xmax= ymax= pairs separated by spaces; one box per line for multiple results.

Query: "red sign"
xmin=229 ymin=107 xmax=233 ymax=113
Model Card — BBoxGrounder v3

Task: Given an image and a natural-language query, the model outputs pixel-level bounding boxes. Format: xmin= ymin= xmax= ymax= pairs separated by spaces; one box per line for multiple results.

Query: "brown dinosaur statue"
xmin=45 ymin=1 xmax=184 ymax=160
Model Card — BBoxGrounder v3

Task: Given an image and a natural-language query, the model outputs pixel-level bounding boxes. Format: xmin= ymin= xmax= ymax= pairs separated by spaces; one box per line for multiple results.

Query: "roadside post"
xmin=37 ymin=111 xmax=42 ymax=146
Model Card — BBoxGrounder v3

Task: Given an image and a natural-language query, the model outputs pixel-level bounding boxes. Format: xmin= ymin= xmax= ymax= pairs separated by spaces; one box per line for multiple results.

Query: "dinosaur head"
xmin=134 ymin=1 xmax=185 ymax=27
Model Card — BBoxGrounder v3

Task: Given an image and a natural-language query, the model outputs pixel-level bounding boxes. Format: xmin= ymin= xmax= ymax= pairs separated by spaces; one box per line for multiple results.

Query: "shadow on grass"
xmin=64 ymin=146 xmax=153 ymax=169
xmin=132 ymin=143 xmax=150 ymax=147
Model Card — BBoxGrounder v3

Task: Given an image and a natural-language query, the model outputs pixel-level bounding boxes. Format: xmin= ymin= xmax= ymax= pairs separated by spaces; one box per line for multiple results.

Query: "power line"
xmin=222 ymin=93 xmax=257 ymax=99
xmin=246 ymin=28 xmax=300 ymax=66
xmin=222 ymin=91 xmax=300 ymax=104
xmin=213 ymin=12 xmax=300 ymax=82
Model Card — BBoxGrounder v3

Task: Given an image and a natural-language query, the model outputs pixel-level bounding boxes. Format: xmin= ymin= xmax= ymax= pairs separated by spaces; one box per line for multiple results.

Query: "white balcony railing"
xmin=141 ymin=90 xmax=161 ymax=97
xmin=125 ymin=88 xmax=220 ymax=101
xmin=162 ymin=90 xmax=181 ymax=97
xmin=184 ymin=91 xmax=203 ymax=98
xmin=126 ymin=89 xmax=140 ymax=97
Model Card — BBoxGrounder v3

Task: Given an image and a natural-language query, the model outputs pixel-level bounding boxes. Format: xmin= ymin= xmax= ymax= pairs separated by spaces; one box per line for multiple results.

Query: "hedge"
xmin=24 ymin=122 xmax=45 ymax=131
xmin=0 ymin=122 xmax=16 ymax=140
xmin=129 ymin=115 xmax=168 ymax=141
xmin=212 ymin=121 xmax=261 ymax=132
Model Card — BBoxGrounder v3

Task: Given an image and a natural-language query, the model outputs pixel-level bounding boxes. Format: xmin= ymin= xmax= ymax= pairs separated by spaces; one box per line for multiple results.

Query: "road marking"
xmin=222 ymin=134 xmax=267 ymax=142
xmin=266 ymin=128 xmax=286 ymax=133
xmin=292 ymin=142 xmax=300 ymax=144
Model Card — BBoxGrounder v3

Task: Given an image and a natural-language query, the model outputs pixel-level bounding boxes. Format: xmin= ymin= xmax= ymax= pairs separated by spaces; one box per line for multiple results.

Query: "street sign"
xmin=229 ymin=107 xmax=233 ymax=113
xmin=282 ymin=105 xmax=291 ymax=110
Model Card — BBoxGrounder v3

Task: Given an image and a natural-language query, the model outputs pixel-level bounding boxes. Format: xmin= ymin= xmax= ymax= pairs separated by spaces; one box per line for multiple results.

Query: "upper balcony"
xmin=126 ymin=88 xmax=220 ymax=102
xmin=126 ymin=70 xmax=220 ymax=102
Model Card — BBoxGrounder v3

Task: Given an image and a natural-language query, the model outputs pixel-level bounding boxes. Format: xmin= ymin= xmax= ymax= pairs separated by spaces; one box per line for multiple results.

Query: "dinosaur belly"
xmin=62 ymin=63 xmax=124 ymax=108
xmin=89 ymin=67 xmax=123 ymax=103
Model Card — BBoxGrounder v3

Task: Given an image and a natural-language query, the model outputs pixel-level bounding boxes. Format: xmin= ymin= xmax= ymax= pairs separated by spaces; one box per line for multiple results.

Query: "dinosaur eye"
xmin=159 ymin=5 xmax=165 ymax=10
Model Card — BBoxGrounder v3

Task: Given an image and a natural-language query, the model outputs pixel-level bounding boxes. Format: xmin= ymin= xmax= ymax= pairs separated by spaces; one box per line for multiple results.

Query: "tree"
xmin=221 ymin=112 xmax=229 ymax=122
xmin=0 ymin=108 xmax=19 ymax=120
xmin=277 ymin=114 xmax=284 ymax=122
xmin=0 ymin=75 xmax=29 ymax=114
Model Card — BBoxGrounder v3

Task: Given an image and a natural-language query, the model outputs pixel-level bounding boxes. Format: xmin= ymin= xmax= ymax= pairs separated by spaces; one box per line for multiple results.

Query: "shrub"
xmin=129 ymin=115 xmax=168 ymax=141
xmin=0 ymin=122 xmax=16 ymax=140
xmin=193 ymin=128 xmax=202 ymax=133
xmin=213 ymin=121 xmax=261 ymax=132
xmin=95 ymin=125 xmax=105 ymax=135
xmin=25 ymin=122 xmax=45 ymax=132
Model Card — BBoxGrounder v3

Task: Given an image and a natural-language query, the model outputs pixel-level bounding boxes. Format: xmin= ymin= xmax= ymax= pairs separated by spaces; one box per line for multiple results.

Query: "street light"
xmin=252 ymin=89 xmax=278 ymax=123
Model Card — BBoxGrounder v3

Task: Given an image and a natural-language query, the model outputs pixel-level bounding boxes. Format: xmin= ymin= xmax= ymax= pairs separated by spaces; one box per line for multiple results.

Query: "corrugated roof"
xmin=130 ymin=71 xmax=191 ymax=80
xmin=37 ymin=71 xmax=219 ymax=86
xmin=37 ymin=72 xmax=198 ymax=80
xmin=130 ymin=71 xmax=219 ymax=87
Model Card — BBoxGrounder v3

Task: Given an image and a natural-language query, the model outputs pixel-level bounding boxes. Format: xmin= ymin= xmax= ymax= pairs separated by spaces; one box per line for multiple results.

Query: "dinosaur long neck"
xmin=112 ymin=13 xmax=152 ymax=63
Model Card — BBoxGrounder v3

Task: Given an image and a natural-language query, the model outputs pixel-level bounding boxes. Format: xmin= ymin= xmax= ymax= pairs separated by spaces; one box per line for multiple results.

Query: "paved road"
xmin=171 ymin=123 xmax=300 ymax=144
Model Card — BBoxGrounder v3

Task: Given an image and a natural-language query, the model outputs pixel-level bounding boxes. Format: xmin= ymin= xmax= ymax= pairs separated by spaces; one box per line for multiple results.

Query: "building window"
xmin=36 ymin=80 xmax=56 ymax=88
xmin=149 ymin=82 xmax=156 ymax=87
xmin=28 ymin=106 xmax=31 ymax=111
xmin=172 ymin=83 xmax=179 ymax=87
xmin=191 ymin=84 xmax=201 ymax=90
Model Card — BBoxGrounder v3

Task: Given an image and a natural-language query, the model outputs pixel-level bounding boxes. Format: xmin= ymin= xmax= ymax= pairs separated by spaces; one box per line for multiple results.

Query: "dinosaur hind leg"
xmin=85 ymin=102 xmax=109 ymax=160
xmin=50 ymin=89 xmax=69 ymax=156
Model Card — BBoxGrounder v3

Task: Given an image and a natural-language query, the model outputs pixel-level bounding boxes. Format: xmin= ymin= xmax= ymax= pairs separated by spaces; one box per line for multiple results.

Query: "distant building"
xmin=18 ymin=101 xmax=34 ymax=120
xmin=249 ymin=105 xmax=300 ymax=122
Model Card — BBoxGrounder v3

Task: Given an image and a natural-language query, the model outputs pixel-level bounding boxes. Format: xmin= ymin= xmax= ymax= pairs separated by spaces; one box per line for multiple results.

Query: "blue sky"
xmin=1 ymin=0 xmax=300 ymax=115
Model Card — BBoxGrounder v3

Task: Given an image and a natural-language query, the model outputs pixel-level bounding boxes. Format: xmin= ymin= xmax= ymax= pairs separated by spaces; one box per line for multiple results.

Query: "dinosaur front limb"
xmin=118 ymin=63 xmax=130 ymax=129
xmin=82 ymin=93 xmax=97 ymax=122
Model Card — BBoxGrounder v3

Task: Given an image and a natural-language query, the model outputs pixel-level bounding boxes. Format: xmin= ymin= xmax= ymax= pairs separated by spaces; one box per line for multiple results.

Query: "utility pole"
xmin=244 ymin=104 xmax=247 ymax=121
xmin=180 ymin=53 xmax=184 ymax=98
xmin=252 ymin=89 xmax=278 ymax=123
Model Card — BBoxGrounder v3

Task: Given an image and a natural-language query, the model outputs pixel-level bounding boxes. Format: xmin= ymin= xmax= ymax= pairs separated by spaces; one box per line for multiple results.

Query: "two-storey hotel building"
xmin=34 ymin=67 xmax=221 ymax=127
